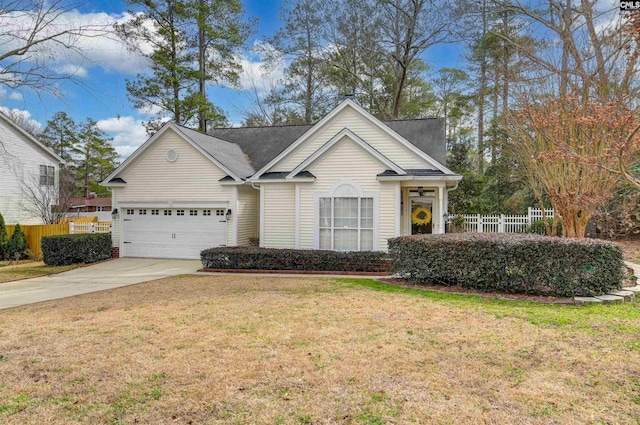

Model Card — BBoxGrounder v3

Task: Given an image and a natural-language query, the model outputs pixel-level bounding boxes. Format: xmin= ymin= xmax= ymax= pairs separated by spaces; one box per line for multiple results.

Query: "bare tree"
xmin=19 ymin=167 xmax=76 ymax=224
xmin=0 ymin=0 xmax=111 ymax=97
xmin=0 ymin=107 xmax=42 ymax=136
xmin=378 ymin=0 xmax=452 ymax=118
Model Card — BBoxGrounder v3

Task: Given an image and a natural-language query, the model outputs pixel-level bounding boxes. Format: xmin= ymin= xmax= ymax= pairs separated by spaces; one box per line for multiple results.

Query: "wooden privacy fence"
xmin=452 ymin=208 xmax=555 ymax=234
xmin=5 ymin=220 xmax=112 ymax=259
xmin=6 ymin=223 xmax=69 ymax=259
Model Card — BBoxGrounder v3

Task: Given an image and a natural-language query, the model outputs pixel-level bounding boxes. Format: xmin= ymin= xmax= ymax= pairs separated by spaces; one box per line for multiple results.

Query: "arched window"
xmin=317 ymin=181 xmax=376 ymax=251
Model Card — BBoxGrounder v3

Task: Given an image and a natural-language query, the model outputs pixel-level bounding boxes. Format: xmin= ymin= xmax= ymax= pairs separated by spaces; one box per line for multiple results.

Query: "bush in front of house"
xmin=7 ymin=223 xmax=29 ymax=260
xmin=201 ymin=247 xmax=390 ymax=272
xmin=527 ymin=218 xmax=563 ymax=237
xmin=388 ymin=233 xmax=624 ymax=297
xmin=41 ymin=233 xmax=112 ymax=266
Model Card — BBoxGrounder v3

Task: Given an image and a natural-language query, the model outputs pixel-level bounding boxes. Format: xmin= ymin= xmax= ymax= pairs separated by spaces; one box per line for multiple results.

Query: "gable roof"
xmin=286 ymin=128 xmax=405 ymax=179
xmin=208 ymin=115 xmax=447 ymax=171
xmin=248 ymin=99 xmax=454 ymax=179
xmin=0 ymin=112 xmax=64 ymax=163
xmin=173 ymin=125 xmax=255 ymax=178
xmin=102 ymin=122 xmax=254 ymax=185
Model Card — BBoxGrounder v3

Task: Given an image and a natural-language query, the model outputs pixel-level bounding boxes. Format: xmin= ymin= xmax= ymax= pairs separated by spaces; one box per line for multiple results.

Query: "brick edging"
xmin=199 ymin=268 xmax=389 ymax=276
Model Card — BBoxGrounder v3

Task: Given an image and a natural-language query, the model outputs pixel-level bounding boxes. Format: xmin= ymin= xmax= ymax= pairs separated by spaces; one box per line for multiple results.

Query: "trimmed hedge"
xmin=388 ymin=233 xmax=624 ymax=297
xmin=42 ymin=233 xmax=112 ymax=266
xmin=201 ymin=247 xmax=389 ymax=272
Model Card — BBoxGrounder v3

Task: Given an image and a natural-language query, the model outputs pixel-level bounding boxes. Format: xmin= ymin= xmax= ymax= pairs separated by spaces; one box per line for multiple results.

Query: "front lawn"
xmin=0 ymin=261 xmax=83 ymax=283
xmin=0 ymin=276 xmax=638 ymax=424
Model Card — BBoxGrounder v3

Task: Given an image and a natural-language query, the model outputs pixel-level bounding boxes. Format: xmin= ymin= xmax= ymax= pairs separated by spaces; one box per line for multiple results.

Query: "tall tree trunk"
xmin=392 ymin=62 xmax=407 ymax=119
xmin=477 ymin=0 xmax=487 ymax=174
xmin=305 ymin=26 xmax=313 ymax=124
xmin=198 ymin=0 xmax=206 ymax=132
xmin=169 ymin=4 xmax=181 ymax=124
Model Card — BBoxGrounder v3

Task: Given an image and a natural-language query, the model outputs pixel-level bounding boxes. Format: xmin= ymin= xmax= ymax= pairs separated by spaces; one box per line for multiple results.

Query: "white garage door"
xmin=122 ymin=208 xmax=227 ymax=259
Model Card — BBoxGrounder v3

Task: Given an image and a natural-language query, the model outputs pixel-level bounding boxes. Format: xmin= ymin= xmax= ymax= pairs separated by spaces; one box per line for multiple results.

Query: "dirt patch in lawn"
xmin=0 ymin=276 xmax=638 ymax=424
xmin=0 ymin=262 xmax=83 ymax=283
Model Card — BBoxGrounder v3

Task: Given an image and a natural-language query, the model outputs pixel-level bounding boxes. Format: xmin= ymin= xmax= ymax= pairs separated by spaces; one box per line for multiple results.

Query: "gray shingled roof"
xmin=208 ymin=125 xmax=313 ymax=171
xmin=384 ymin=119 xmax=446 ymax=166
xmin=175 ymin=125 xmax=256 ymax=179
xmin=208 ymin=118 xmax=446 ymax=171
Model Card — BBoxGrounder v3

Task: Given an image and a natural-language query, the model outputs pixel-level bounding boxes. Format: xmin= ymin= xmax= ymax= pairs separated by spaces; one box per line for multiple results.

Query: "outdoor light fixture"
xmin=418 ymin=186 xmax=424 ymax=197
xmin=443 ymin=212 xmax=450 ymax=233
xmin=111 ymin=208 xmax=119 ymax=217
xmin=226 ymin=209 xmax=232 ymax=219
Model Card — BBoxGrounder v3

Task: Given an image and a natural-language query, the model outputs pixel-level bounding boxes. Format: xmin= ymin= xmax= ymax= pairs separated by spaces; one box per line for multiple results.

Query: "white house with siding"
xmin=103 ymin=99 xmax=462 ymax=259
xmin=0 ymin=112 xmax=64 ymax=225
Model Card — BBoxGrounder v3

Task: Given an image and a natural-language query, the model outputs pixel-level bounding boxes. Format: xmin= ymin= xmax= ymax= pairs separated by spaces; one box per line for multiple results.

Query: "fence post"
xmin=499 ymin=214 xmax=505 ymax=233
xmin=527 ymin=207 xmax=532 ymax=226
xmin=70 ymin=222 xmax=74 ymax=234
xmin=477 ymin=214 xmax=483 ymax=233
xmin=90 ymin=223 xmax=95 ymax=234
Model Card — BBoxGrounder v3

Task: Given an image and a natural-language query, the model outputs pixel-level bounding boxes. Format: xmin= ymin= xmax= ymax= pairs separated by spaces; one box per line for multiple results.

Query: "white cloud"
xmin=96 ymin=116 xmax=148 ymax=158
xmin=53 ymin=64 xmax=88 ymax=78
xmin=0 ymin=9 xmax=150 ymax=79
xmin=232 ymin=40 xmax=285 ymax=93
xmin=8 ymin=91 xmax=23 ymax=101
xmin=0 ymin=107 xmax=43 ymax=132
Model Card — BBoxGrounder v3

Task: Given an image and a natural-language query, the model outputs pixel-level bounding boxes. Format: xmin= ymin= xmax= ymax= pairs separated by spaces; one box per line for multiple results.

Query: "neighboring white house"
xmin=0 ymin=112 xmax=64 ymax=225
xmin=103 ymin=99 xmax=462 ymax=259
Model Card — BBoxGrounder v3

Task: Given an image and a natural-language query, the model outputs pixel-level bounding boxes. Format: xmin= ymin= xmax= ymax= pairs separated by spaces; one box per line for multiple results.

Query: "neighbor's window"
xmin=319 ymin=197 xmax=373 ymax=251
xmin=96 ymin=206 xmax=106 ymax=212
xmin=39 ymin=165 xmax=55 ymax=186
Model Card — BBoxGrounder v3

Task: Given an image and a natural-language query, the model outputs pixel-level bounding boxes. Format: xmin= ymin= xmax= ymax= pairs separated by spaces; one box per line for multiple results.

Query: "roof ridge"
xmin=210 ymin=123 xmax=314 ymax=130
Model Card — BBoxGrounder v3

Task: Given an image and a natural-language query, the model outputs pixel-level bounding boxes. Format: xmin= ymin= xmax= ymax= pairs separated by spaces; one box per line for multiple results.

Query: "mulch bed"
xmin=199 ymin=268 xmax=388 ymax=276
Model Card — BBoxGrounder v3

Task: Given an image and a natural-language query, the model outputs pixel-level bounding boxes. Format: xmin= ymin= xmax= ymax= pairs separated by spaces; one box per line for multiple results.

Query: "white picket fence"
xmin=452 ymin=208 xmax=554 ymax=234
xmin=70 ymin=222 xmax=112 ymax=234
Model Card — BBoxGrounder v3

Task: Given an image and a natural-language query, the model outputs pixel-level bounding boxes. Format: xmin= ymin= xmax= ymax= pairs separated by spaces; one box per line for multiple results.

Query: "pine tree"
xmin=7 ymin=223 xmax=28 ymax=260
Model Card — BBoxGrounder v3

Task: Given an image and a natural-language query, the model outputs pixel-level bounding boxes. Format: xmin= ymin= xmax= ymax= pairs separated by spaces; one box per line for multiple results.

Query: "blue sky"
xmin=0 ymin=0 xmax=464 ymax=159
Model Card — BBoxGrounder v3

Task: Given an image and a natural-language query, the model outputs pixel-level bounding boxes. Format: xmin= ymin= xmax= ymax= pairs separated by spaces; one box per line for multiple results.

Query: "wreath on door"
xmin=411 ymin=206 xmax=432 ymax=225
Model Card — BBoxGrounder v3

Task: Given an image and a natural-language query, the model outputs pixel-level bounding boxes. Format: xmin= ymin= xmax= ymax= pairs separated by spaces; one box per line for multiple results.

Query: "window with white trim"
xmin=39 ymin=165 xmax=55 ymax=186
xmin=319 ymin=197 xmax=374 ymax=251
xmin=189 ymin=210 xmax=197 ymax=216
xmin=139 ymin=209 xmax=147 ymax=215
xmin=151 ymin=209 xmax=159 ymax=215
xmin=176 ymin=209 xmax=185 ymax=216
xmin=203 ymin=210 xmax=211 ymax=216
xmin=164 ymin=210 xmax=172 ymax=216
xmin=126 ymin=209 xmax=134 ymax=215
xmin=96 ymin=206 xmax=106 ymax=212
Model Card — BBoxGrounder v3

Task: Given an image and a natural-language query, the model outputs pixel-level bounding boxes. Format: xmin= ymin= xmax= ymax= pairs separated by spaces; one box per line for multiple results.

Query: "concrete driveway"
xmin=0 ymin=258 xmax=201 ymax=310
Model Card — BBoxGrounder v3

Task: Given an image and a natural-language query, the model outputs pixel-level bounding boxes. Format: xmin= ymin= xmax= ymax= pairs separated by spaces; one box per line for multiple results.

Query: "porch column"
xmin=436 ymin=185 xmax=445 ymax=234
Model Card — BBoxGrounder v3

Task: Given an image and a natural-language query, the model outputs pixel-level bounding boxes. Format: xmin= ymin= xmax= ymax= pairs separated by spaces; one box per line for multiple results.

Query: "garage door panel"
xmin=121 ymin=208 xmax=227 ymax=259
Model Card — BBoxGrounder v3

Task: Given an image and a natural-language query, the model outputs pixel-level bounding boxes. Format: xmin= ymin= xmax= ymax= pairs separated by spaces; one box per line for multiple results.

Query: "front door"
xmin=411 ymin=198 xmax=433 ymax=235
